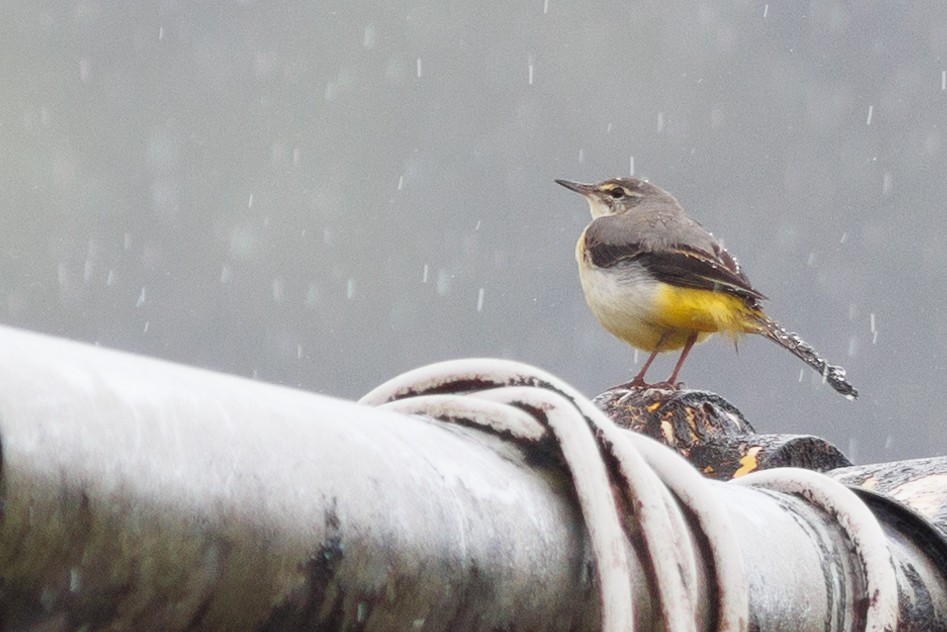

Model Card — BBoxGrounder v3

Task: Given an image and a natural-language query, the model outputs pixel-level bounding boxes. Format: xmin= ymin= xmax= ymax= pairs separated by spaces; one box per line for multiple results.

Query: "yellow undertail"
xmin=643 ymin=283 xmax=763 ymax=350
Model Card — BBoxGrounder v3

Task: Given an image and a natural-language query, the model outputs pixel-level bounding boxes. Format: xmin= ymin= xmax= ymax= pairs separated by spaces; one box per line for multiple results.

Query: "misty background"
xmin=2 ymin=2 xmax=944 ymax=463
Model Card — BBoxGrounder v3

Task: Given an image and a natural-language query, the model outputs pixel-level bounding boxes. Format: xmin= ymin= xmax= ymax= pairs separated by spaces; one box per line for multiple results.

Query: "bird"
xmin=555 ymin=176 xmax=857 ymax=399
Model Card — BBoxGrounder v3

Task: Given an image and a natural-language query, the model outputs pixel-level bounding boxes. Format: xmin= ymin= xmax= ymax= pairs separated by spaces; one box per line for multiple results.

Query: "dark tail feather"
xmin=753 ymin=316 xmax=858 ymax=399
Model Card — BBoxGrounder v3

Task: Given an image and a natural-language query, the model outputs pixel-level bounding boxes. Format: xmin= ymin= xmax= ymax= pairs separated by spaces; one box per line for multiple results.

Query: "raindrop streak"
xmin=543 ymin=0 xmax=549 ymax=14
xmin=305 ymin=284 xmax=319 ymax=308
xmin=124 ymin=233 xmax=132 ymax=250
xmin=839 ymin=232 xmax=847 ymax=244
xmin=527 ymin=56 xmax=535 ymax=85
xmin=422 ymin=263 xmax=429 ymax=283
xmin=363 ymin=24 xmax=376 ymax=49
xmin=143 ymin=321 xmax=150 ymax=333
xmin=629 ymin=156 xmax=635 ymax=175
xmin=578 ymin=148 xmax=585 ymax=163
xmin=870 ymin=312 xmax=876 ymax=333
xmin=656 ymin=112 xmax=665 ymax=133
xmin=476 ymin=288 xmax=485 ymax=313
xmin=633 ymin=349 xmax=639 ymax=365
xmin=436 ymin=270 xmax=451 ymax=296
xmin=847 ymin=438 xmax=858 ymax=464
xmin=606 ymin=122 xmax=613 ymax=133
xmin=272 ymin=279 xmax=284 ymax=303
xmin=798 ymin=369 xmax=805 ymax=383
xmin=848 ymin=336 xmax=857 ymax=357
xmin=763 ymin=3 xmax=769 ymax=17
xmin=346 ymin=278 xmax=356 ymax=299
xmin=297 ymin=344 xmax=304 ymax=360
xmin=248 ymin=193 xmax=254 ymax=209
xmin=397 ymin=175 xmax=404 ymax=190
xmin=416 ymin=58 xmax=422 ymax=78
xmin=136 ymin=287 xmax=146 ymax=308
xmin=304 ymin=285 xmax=320 ymax=308
xmin=882 ymin=172 xmax=893 ymax=195
xmin=942 ymin=70 xmax=946 ymax=91
xmin=866 ymin=105 xmax=874 ymax=126
xmin=158 ymin=26 xmax=164 ymax=41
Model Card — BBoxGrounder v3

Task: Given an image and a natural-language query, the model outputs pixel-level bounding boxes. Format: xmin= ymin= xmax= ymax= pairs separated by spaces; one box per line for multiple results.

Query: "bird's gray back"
xmin=590 ymin=199 xmax=721 ymax=255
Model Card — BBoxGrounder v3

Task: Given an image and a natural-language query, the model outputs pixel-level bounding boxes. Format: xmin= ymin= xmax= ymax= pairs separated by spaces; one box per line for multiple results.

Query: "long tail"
xmin=753 ymin=315 xmax=858 ymax=399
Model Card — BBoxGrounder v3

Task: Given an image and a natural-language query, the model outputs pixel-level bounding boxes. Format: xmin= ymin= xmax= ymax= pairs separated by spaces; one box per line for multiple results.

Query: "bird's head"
xmin=555 ymin=177 xmax=669 ymax=218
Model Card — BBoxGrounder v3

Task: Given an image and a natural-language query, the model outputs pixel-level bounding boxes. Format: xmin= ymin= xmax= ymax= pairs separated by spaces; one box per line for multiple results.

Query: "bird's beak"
xmin=554 ymin=179 xmax=596 ymax=196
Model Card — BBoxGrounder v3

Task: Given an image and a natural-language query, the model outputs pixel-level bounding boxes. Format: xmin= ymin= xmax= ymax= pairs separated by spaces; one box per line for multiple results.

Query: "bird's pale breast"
xmin=576 ymin=231 xmax=700 ymax=351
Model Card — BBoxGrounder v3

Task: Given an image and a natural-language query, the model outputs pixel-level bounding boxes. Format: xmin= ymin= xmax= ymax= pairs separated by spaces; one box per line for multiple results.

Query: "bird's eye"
xmin=608 ymin=188 xmax=625 ymax=199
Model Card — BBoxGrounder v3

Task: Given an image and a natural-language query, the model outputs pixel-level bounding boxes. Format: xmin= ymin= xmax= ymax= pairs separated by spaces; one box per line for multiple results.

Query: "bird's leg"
xmin=610 ymin=331 xmax=669 ymax=391
xmin=628 ymin=349 xmax=661 ymax=387
xmin=660 ymin=332 xmax=698 ymax=388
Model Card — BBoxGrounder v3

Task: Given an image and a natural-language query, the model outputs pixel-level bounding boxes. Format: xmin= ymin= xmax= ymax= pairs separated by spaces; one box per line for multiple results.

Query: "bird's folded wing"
xmin=583 ymin=213 xmax=766 ymax=302
xmin=587 ymin=235 xmax=765 ymax=303
xmin=635 ymin=246 xmax=766 ymax=303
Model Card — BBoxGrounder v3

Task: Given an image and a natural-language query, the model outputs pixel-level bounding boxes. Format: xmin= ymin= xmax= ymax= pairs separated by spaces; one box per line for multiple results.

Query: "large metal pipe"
xmin=0 ymin=326 xmax=600 ymax=630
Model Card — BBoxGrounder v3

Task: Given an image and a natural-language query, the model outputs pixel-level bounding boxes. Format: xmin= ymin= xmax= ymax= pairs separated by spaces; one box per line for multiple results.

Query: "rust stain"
xmin=733 ymin=447 xmax=762 ymax=478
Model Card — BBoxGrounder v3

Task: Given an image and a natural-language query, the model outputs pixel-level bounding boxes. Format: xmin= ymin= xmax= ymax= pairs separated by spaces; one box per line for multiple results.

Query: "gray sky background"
xmin=3 ymin=2 xmax=945 ymax=464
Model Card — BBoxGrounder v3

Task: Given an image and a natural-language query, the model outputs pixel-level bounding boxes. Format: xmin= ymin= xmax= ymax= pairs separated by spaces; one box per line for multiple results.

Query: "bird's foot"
xmin=608 ymin=378 xmax=683 ymax=392
xmin=607 ymin=379 xmax=684 ymax=406
xmin=607 ymin=377 xmax=649 ymax=392
xmin=647 ymin=380 xmax=685 ymax=391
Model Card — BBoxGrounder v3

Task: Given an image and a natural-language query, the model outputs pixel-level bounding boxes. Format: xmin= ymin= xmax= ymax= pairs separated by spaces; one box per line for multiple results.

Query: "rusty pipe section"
xmin=730 ymin=468 xmax=947 ymax=630
xmin=359 ymin=357 xmax=947 ymax=631
xmin=0 ymin=327 xmax=600 ymax=630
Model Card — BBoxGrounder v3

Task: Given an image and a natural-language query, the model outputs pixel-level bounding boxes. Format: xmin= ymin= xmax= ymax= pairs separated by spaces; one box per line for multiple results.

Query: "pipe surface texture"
xmin=0 ymin=327 xmax=595 ymax=630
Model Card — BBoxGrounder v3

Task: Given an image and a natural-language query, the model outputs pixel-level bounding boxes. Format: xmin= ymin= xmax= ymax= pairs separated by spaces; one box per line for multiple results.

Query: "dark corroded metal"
xmin=830 ymin=457 xmax=947 ymax=539
xmin=594 ymin=386 xmax=851 ymax=479
xmin=846 ymin=487 xmax=947 ymax=630
xmin=595 ymin=385 xmax=947 ymax=628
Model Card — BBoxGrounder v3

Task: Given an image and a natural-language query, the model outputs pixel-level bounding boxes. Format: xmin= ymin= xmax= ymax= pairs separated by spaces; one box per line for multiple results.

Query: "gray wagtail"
xmin=556 ymin=176 xmax=857 ymax=399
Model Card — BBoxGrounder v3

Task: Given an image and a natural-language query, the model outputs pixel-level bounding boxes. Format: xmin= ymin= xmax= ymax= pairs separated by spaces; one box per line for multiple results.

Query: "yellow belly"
xmin=652 ymin=283 xmax=759 ymax=335
xmin=578 ymin=250 xmax=760 ymax=352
